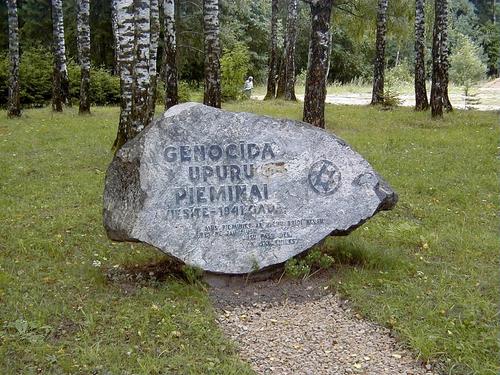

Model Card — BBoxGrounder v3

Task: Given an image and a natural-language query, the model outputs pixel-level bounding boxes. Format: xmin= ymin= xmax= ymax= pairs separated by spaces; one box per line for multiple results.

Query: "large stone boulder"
xmin=103 ymin=103 xmax=397 ymax=274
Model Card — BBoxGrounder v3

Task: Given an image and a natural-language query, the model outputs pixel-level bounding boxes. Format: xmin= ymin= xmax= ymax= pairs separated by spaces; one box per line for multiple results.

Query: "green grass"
xmin=1 ymin=102 xmax=499 ymax=374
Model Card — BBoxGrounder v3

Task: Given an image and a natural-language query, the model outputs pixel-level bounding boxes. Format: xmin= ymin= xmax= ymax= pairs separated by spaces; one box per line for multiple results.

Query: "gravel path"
xmin=209 ymin=273 xmax=434 ymax=375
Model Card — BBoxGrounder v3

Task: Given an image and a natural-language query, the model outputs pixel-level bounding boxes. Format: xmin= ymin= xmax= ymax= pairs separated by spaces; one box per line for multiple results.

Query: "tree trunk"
xmin=283 ymin=0 xmax=298 ymax=101
xmin=276 ymin=53 xmax=286 ymax=98
xmin=111 ymin=0 xmax=119 ymax=75
xmin=203 ymin=0 xmax=221 ymax=108
xmin=51 ymin=0 xmax=70 ymax=111
xmin=148 ymin=0 xmax=159 ymax=119
xmin=164 ymin=0 xmax=178 ymax=109
xmin=414 ymin=0 xmax=429 ymax=111
xmin=371 ymin=0 xmax=388 ymax=105
xmin=303 ymin=0 xmax=333 ymax=128
xmin=7 ymin=0 xmax=21 ymax=118
xmin=113 ymin=0 xmax=136 ymax=150
xmin=431 ymin=0 xmax=444 ymax=117
xmin=264 ymin=0 xmax=279 ymax=100
xmin=131 ymin=0 xmax=152 ymax=132
xmin=77 ymin=0 xmax=91 ymax=114
xmin=441 ymin=10 xmax=453 ymax=112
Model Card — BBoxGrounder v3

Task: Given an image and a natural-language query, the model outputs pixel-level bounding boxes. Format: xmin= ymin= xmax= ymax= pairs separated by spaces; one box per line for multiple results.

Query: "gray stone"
xmin=103 ymin=103 xmax=397 ymax=274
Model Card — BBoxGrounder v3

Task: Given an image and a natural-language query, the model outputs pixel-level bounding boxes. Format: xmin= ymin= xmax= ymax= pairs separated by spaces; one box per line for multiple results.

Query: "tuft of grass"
xmin=1 ymin=102 xmax=498 ymax=374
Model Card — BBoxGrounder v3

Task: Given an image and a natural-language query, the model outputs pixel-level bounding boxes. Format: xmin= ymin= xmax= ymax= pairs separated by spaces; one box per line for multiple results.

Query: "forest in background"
xmin=0 ymin=0 xmax=498 ymax=109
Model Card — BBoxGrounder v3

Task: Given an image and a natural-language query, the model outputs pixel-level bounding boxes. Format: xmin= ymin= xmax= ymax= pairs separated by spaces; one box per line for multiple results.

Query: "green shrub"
xmin=220 ymin=43 xmax=250 ymax=101
xmin=284 ymin=248 xmax=335 ymax=279
xmin=450 ymin=34 xmax=486 ymax=96
xmin=0 ymin=48 xmax=120 ymax=108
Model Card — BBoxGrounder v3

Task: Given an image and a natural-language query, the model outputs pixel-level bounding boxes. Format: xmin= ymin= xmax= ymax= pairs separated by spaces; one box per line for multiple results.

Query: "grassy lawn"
xmin=1 ymin=102 xmax=499 ymax=374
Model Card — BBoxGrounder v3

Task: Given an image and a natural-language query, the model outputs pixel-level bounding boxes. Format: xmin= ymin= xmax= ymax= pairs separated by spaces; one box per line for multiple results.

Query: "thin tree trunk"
xmin=131 ymin=0 xmax=152 ymax=132
xmin=284 ymin=0 xmax=298 ymax=101
xmin=111 ymin=0 xmax=119 ymax=75
xmin=371 ymin=0 xmax=388 ymax=105
xmin=164 ymin=0 xmax=178 ymax=109
xmin=264 ymin=0 xmax=279 ymax=100
xmin=77 ymin=0 xmax=91 ymax=114
xmin=51 ymin=0 xmax=70 ymax=111
xmin=7 ymin=0 xmax=21 ymax=118
xmin=203 ymin=0 xmax=221 ymax=108
xmin=303 ymin=0 xmax=333 ymax=128
xmin=113 ymin=0 xmax=135 ymax=150
xmin=148 ymin=0 xmax=159 ymax=120
xmin=414 ymin=0 xmax=429 ymax=111
xmin=431 ymin=0 xmax=444 ymax=117
xmin=441 ymin=10 xmax=452 ymax=112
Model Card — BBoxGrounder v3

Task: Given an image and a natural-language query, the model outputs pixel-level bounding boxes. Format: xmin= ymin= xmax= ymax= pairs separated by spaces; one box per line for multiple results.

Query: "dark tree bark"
xmin=264 ymin=0 xmax=279 ymax=100
xmin=275 ymin=54 xmax=286 ymax=98
xmin=431 ymin=0 xmax=445 ymax=117
xmin=371 ymin=0 xmax=388 ymax=105
xmin=284 ymin=0 xmax=298 ymax=100
xmin=414 ymin=0 xmax=429 ymax=111
xmin=111 ymin=0 xmax=119 ymax=74
xmin=7 ymin=0 xmax=21 ymax=118
xmin=441 ymin=19 xmax=453 ymax=112
xmin=148 ymin=0 xmax=160 ymax=120
xmin=303 ymin=0 xmax=333 ymax=128
xmin=77 ymin=0 xmax=91 ymax=114
xmin=51 ymin=0 xmax=70 ymax=111
xmin=203 ymin=0 xmax=221 ymax=108
xmin=164 ymin=0 xmax=178 ymax=109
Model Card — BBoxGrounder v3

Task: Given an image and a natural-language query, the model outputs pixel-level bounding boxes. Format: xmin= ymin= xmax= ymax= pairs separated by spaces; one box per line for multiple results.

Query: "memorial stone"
xmin=103 ymin=103 xmax=397 ymax=274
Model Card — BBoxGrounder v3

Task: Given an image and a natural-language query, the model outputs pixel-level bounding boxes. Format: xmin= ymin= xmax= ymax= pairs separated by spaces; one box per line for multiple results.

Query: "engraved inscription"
xmin=308 ymin=160 xmax=341 ymax=195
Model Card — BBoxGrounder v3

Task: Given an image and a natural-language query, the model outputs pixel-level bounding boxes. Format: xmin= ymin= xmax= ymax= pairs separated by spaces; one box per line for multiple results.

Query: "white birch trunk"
xmin=51 ymin=0 xmax=69 ymax=111
xmin=77 ymin=0 xmax=91 ymax=114
xmin=148 ymin=0 xmax=159 ymax=120
xmin=203 ymin=0 xmax=221 ymax=108
xmin=7 ymin=0 xmax=21 ymax=117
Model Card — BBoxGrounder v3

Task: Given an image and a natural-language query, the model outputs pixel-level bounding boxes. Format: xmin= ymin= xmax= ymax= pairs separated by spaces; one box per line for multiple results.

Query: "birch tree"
xmin=51 ymin=0 xmax=70 ymax=112
xmin=7 ymin=0 xmax=21 ymax=118
xmin=131 ymin=0 xmax=152 ymax=130
xmin=371 ymin=0 xmax=388 ymax=105
xmin=414 ymin=0 xmax=429 ymax=110
xmin=264 ymin=0 xmax=279 ymax=100
xmin=148 ymin=0 xmax=160 ymax=118
xmin=203 ymin=0 xmax=221 ymax=108
xmin=113 ymin=0 xmax=135 ymax=150
xmin=277 ymin=0 xmax=298 ymax=100
xmin=303 ymin=0 xmax=333 ymax=128
xmin=164 ymin=0 xmax=178 ymax=109
xmin=430 ymin=0 xmax=447 ymax=117
xmin=77 ymin=0 xmax=91 ymax=114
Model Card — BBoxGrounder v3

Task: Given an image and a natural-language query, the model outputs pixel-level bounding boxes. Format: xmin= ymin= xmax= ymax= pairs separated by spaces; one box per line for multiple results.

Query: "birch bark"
xmin=371 ymin=0 xmax=388 ymax=105
xmin=430 ymin=0 xmax=444 ymax=117
xmin=203 ymin=0 xmax=221 ymax=108
xmin=7 ymin=0 xmax=21 ymax=118
xmin=51 ymin=0 xmax=70 ymax=111
xmin=414 ymin=0 xmax=429 ymax=111
xmin=264 ymin=0 xmax=279 ymax=100
xmin=164 ymin=0 xmax=178 ymax=109
xmin=303 ymin=0 xmax=333 ymax=128
xmin=148 ymin=0 xmax=159 ymax=119
xmin=77 ymin=0 xmax=91 ymax=114
xmin=113 ymin=0 xmax=135 ymax=150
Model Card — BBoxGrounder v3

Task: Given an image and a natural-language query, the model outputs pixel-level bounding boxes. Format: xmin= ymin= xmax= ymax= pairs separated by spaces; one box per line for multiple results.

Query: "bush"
xmin=450 ymin=34 xmax=486 ymax=96
xmin=0 ymin=48 xmax=120 ymax=108
xmin=220 ymin=43 xmax=250 ymax=101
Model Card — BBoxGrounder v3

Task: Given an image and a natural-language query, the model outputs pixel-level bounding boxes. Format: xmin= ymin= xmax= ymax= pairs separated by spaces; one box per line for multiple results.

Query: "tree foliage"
xmin=449 ymin=34 xmax=486 ymax=94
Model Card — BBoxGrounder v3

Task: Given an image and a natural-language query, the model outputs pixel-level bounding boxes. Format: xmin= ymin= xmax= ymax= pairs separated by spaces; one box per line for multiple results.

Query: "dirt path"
xmin=254 ymin=79 xmax=500 ymax=111
xmin=209 ymin=272 xmax=434 ymax=375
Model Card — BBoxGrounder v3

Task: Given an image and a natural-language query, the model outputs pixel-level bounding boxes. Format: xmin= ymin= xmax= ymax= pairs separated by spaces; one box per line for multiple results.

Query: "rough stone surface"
xmin=103 ymin=103 xmax=397 ymax=274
